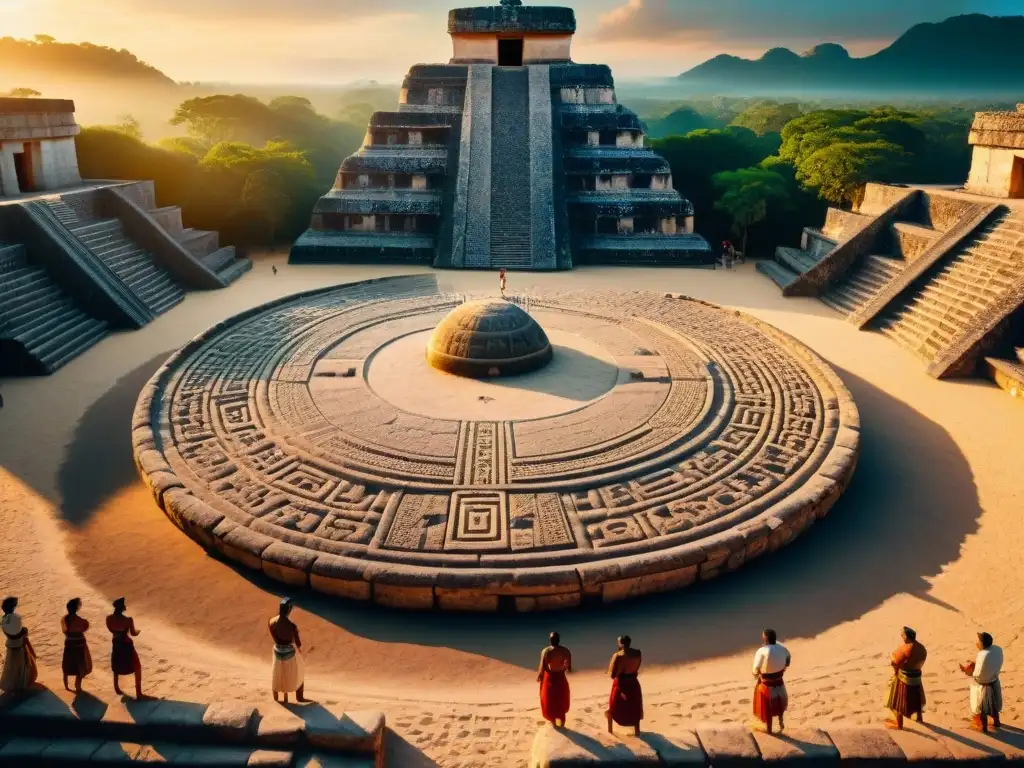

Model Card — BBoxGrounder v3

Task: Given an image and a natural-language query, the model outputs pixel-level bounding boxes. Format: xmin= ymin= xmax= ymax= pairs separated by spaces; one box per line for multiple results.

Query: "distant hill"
xmin=678 ymin=15 xmax=1024 ymax=96
xmin=0 ymin=36 xmax=176 ymax=86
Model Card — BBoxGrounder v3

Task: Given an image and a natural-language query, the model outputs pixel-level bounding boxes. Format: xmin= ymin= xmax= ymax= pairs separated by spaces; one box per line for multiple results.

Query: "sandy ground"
xmin=1 ymin=255 xmax=1022 ymax=766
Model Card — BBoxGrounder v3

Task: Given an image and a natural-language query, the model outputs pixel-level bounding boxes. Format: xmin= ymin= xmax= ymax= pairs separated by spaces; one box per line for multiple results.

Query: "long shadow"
xmin=292 ymin=364 xmax=981 ymax=670
xmin=57 ymin=355 xmax=982 ymax=673
xmin=476 ymin=344 xmax=620 ymax=400
xmin=57 ymin=352 xmax=170 ymax=526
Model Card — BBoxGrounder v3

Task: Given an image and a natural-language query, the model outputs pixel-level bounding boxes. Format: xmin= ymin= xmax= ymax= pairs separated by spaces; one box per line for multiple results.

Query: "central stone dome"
xmin=426 ymin=298 xmax=553 ymax=378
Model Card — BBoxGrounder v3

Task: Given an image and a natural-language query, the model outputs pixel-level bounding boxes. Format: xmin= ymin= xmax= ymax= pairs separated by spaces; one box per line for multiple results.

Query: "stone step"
xmin=38 ymin=320 xmax=108 ymax=373
xmin=202 ymin=246 xmax=237 ymax=273
xmin=0 ymin=690 xmax=385 ymax=765
xmin=0 ymin=283 xmax=63 ymax=320
xmin=5 ymin=299 xmax=81 ymax=342
xmin=819 ymin=290 xmax=856 ymax=316
xmin=30 ymin=315 xmax=108 ymax=367
xmin=775 ymin=246 xmax=818 ymax=274
xmin=3 ymin=294 xmax=78 ymax=334
xmin=0 ymin=267 xmax=51 ymax=295
xmin=489 ymin=65 xmax=533 ymax=269
xmin=43 ymin=200 xmax=81 ymax=227
xmin=180 ymin=228 xmax=220 ymax=258
xmin=0 ymin=737 xmax=295 ymax=766
xmin=987 ymin=356 xmax=1024 ymax=400
xmin=756 ymin=260 xmax=799 ymax=290
xmin=217 ymin=257 xmax=253 ymax=286
xmin=69 ymin=219 xmax=121 ymax=239
xmin=0 ymin=243 xmax=26 ymax=272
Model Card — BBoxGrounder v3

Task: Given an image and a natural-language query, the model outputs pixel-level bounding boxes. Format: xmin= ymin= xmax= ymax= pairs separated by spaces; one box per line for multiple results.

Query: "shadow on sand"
xmin=57 ymin=353 xmax=981 ymax=671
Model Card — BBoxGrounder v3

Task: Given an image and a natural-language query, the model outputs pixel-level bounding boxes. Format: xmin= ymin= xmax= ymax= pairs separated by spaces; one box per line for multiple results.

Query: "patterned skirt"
xmin=886 ymin=669 xmax=925 ymax=715
xmin=62 ymin=633 xmax=93 ymax=678
xmin=753 ymin=671 xmax=788 ymax=723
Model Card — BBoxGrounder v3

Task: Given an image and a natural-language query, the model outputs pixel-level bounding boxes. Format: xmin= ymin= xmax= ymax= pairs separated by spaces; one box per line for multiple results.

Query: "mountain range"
xmin=677 ymin=14 xmax=1024 ymax=97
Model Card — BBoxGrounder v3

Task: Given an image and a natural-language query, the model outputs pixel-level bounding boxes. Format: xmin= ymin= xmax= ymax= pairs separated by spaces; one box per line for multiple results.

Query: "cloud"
xmin=106 ymin=0 xmax=439 ymax=23
xmin=594 ymin=0 xmax=1004 ymax=46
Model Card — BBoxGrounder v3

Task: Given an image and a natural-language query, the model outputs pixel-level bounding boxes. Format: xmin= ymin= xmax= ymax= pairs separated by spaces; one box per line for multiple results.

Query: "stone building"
xmin=966 ymin=104 xmax=1024 ymax=199
xmin=291 ymin=0 xmax=711 ymax=269
xmin=0 ymin=98 xmax=81 ymax=197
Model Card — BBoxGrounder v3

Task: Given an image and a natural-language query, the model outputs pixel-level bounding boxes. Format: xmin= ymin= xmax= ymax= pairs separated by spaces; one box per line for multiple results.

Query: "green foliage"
xmin=712 ymin=167 xmax=790 ymax=252
xmin=4 ymin=87 xmax=41 ymax=97
xmin=95 ymin=114 xmax=143 ymax=141
xmin=796 ymin=139 xmax=906 ymax=205
xmin=730 ymin=101 xmax=803 ymax=135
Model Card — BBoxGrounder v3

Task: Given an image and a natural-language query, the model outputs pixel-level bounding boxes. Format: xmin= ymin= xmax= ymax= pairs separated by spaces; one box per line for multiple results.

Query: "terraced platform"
xmin=133 ymin=277 xmax=860 ymax=611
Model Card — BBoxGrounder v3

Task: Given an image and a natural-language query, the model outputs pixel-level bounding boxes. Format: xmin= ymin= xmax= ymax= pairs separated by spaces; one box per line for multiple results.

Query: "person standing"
xmin=885 ymin=626 xmax=927 ymax=729
xmin=61 ymin=598 xmax=93 ymax=693
xmin=269 ymin=598 xmax=307 ymax=704
xmin=107 ymin=598 xmax=143 ymax=698
xmin=0 ymin=597 xmax=38 ymax=693
xmin=752 ymin=628 xmax=790 ymax=734
xmin=537 ymin=632 xmax=572 ymax=728
xmin=499 ymin=268 xmax=507 ymax=297
xmin=606 ymin=635 xmax=643 ymax=736
xmin=960 ymin=632 xmax=1003 ymax=733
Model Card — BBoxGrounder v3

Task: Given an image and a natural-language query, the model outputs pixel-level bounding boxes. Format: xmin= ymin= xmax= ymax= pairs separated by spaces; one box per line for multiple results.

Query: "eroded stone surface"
xmin=135 ymin=280 xmax=860 ymax=610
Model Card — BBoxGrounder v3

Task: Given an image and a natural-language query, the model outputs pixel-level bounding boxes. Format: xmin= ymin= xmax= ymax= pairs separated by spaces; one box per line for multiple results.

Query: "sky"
xmin=0 ymin=0 xmax=1018 ymax=84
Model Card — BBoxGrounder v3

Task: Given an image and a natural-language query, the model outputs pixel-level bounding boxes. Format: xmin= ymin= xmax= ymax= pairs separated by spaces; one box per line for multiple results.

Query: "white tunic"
xmin=970 ymin=645 xmax=1003 ymax=716
xmin=752 ymin=643 xmax=791 ymax=676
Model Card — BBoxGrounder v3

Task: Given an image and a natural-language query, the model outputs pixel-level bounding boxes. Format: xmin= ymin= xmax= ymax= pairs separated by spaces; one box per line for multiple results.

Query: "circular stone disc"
xmin=135 ymin=278 xmax=860 ymax=612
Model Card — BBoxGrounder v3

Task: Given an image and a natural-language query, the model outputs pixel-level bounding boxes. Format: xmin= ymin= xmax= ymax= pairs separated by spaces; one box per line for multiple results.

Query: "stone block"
xmin=296 ymin=755 xmax=375 ymax=768
xmin=640 ymin=731 xmax=706 ymax=765
xmin=934 ymin=727 xmax=1024 ymax=761
xmin=144 ymin=699 xmax=209 ymax=729
xmin=826 ymin=728 xmax=906 ymax=763
xmin=202 ymin=701 xmax=258 ymax=742
xmin=310 ymin=555 xmax=371 ymax=601
xmin=261 ymin=542 xmax=317 ymax=587
xmin=255 ymin=710 xmax=305 ymax=747
xmin=218 ymin=526 xmax=275 ymax=571
xmin=169 ymin=745 xmax=255 ymax=765
xmin=248 ymin=750 xmax=294 ymax=767
xmin=752 ymin=728 xmax=839 ymax=763
xmin=0 ymin=738 xmax=51 ymax=758
xmin=90 ymin=741 xmax=149 ymax=762
xmin=516 ymin=593 xmax=582 ymax=612
xmin=304 ymin=709 xmax=384 ymax=753
xmin=696 ymin=726 xmax=761 ymax=766
xmin=886 ymin=728 xmax=956 ymax=763
xmin=435 ymin=588 xmax=499 ymax=611
xmin=529 ymin=725 xmax=660 ymax=767
xmin=40 ymin=738 xmax=104 ymax=760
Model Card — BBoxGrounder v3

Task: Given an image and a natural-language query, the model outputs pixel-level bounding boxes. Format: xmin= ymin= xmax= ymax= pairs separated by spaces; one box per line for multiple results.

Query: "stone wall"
xmin=966 ymin=145 xmax=1023 ymax=198
xmin=528 ymin=65 xmax=557 ymax=269
xmin=450 ymin=64 xmax=493 ymax=268
xmin=785 ymin=187 xmax=920 ymax=297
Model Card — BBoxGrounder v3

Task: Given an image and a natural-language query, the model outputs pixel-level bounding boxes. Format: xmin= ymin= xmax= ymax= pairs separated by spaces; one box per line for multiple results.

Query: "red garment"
xmin=540 ymin=670 xmax=570 ymax=723
xmin=608 ymin=674 xmax=643 ymax=726
xmin=753 ymin=671 xmax=788 ymax=723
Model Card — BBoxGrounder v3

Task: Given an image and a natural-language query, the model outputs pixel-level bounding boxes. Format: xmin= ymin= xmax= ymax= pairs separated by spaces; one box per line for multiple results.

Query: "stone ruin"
xmin=0 ymin=98 xmax=81 ymax=197
xmin=290 ymin=2 xmax=713 ymax=269
xmin=757 ymin=103 xmax=1024 ymax=400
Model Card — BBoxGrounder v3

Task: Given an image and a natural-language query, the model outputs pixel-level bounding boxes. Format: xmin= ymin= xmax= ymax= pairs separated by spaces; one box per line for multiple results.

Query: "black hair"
xmin=550 ymin=632 xmax=560 ymax=646
xmin=903 ymin=627 xmax=917 ymax=642
xmin=67 ymin=598 xmax=81 ymax=615
xmin=763 ymin=628 xmax=777 ymax=645
xmin=979 ymin=632 xmax=993 ymax=649
xmin=112 ymin=597 xmax=126 ymax=613
xmin=1 ymin=597 xmax=16 ymax=614
xmin=618 ymin=635 xmax=632 ymax=649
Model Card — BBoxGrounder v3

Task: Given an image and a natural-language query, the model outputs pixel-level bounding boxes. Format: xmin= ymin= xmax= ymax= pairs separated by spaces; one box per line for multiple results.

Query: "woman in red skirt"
xmin=537 ymin=632 xmax=572 ymax=727
xmin=106 ymin=598 xmax=144 ymax=698
xmin=606 ymin=635 xmax=643 ymax=736
xmin=752 ymin=628 xmax=791 ymax=733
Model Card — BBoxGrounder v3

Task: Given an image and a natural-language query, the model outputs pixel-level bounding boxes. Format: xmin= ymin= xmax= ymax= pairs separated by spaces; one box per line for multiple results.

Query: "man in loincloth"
xmin=269 ymin=598 xmax=307 ymax=704
xmin=960 ymin=632 xmax=1003 ymax=733
xmin=106 ymin=597 xmax=143 ymax=698
xmin=537 ymin=632 xmax=572 ymax=728
xmin=752 ymin=628 xmax=791 ymax=734
xmin=606 ymin=635 xmax=643 ymax=736
xmin=885 ymin=626 xmax=927 ymax=729
xmin=499 ymin=268 xmax=507 ymax=297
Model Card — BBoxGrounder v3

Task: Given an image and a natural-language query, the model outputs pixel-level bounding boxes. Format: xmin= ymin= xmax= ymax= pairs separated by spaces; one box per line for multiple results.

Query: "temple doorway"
xmin=498 ymin=38 xmax=524 ymax=66
xmin=13 ymin=151 xmax=33 ymax=194
xmin=1010 ymin=155 xmax=1024 ymax=198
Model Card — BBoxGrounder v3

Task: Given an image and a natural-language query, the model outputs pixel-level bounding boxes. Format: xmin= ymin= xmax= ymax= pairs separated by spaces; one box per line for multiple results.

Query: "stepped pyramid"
xmin=290 ymin=1 xmax=712 ymax=270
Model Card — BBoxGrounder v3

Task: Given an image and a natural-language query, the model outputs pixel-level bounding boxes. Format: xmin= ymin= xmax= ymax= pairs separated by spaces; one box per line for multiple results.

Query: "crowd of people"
xmin=536 ymin=627 xmax=1005 ymax=736
xmin=1 ymin=596 xmax=1007 ymax=738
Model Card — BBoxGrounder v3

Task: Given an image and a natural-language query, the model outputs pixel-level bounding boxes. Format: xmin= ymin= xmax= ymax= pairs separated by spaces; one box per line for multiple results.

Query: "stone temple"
xmin=290 ymin=0 xmax=712 ymax=269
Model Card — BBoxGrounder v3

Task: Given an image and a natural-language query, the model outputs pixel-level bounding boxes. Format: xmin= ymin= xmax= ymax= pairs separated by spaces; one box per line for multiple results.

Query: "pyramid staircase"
xmin=147 ymin=204 xmax=251 ymax=285
xmin=0 ymin=244 xmax=108 ymax=375
xmin=488 ymin=67 xmax=533 ymax=269
xmin=43 ymin=200 xmax=186 ymax=316
xmin=875 ymin=210 xmax=1024 ymax=371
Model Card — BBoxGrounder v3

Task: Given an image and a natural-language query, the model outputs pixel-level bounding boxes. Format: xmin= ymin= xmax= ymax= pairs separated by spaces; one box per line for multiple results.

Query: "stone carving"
xmin=135 ymin=278 xmax=860 ymax=611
